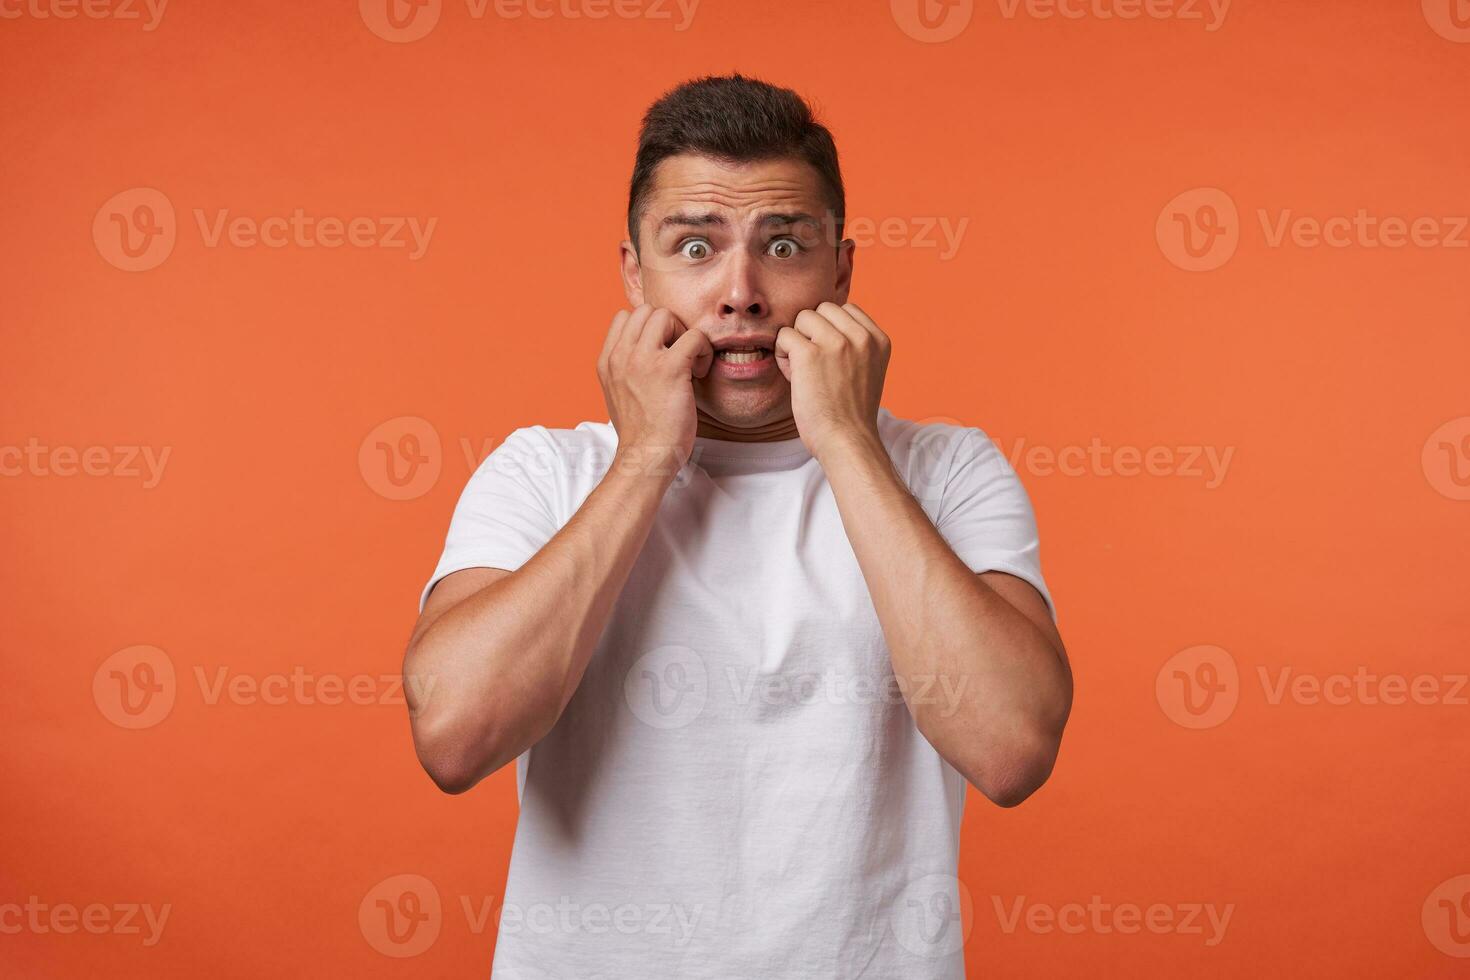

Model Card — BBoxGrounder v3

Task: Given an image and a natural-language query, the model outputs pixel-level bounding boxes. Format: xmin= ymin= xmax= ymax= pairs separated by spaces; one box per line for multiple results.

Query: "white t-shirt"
xmin=420 ymin=407 xmax=1054 ymax=980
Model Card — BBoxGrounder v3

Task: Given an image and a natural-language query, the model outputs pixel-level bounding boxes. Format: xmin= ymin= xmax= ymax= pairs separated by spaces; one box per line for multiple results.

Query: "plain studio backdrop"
xmin=2 ymin=1 xmax=1468 ymax=976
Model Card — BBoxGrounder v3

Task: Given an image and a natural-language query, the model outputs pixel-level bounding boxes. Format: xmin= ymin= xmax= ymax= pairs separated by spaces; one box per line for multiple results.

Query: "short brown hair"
xmin=627 ymin=73 xmax=845 ymax=252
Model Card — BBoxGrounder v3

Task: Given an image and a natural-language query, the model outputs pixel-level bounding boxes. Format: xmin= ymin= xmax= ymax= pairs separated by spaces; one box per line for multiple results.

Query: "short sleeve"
xmin=934 ymin=428 xmax=1056 ymax=622
xmin=418 ymin=426 xmax=563 ymax=612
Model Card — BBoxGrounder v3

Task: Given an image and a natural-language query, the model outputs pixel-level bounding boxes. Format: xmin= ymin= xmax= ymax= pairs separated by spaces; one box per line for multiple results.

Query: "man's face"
xmin=621 ymin=153 xmax=854 ymax=432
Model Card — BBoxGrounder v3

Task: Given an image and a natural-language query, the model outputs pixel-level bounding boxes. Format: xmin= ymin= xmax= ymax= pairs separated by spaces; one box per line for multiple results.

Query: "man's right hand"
xmin=596 ymin=304 xmax=713 ymax=476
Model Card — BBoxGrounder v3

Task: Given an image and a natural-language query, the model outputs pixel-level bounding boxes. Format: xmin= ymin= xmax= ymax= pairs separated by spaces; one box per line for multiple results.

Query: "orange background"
xmin=3 ymin=0 xmax=1468 ymax=976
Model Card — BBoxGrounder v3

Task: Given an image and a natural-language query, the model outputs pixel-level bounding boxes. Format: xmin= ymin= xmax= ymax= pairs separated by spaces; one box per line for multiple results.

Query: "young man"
xmin=404 ymin=73 xmax=1072 ymax=979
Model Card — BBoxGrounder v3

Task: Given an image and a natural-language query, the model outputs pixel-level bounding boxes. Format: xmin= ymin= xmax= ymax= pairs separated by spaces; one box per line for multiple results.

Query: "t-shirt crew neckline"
xmin=688 ymin=408 xmax=892 ymax=461
xmin=692 ymin=432 xmax=811 ymax=461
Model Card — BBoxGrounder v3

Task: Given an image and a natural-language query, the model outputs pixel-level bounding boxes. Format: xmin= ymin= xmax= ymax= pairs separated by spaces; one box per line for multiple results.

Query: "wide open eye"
xmin=679 ymin=239 xmax=712 ymax=260
xmin=767 ymin=237 xmax=802 ymax=259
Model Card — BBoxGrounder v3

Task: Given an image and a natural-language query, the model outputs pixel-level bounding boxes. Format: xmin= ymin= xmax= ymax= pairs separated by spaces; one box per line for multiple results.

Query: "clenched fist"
xmin=597 ymin=305 xmax=714 ymax=478
xmin=774 ymin=302 xmax=891 ymax=460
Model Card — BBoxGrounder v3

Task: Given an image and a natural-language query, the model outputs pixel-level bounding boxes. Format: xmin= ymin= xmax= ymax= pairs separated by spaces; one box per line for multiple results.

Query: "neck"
xmin=695 ymin=410 xmax=801 ymax=443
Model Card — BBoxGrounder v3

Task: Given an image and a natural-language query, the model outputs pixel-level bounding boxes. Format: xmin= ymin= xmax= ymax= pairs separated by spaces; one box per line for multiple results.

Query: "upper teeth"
xmin=718 ymin=349 xmax=766 ymax=363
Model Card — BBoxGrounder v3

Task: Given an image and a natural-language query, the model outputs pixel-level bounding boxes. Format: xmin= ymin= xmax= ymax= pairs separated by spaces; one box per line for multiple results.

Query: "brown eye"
xmin=768 ymin=238 xmax=798 ymax=258
xmin=681 ymin=240 xmax=710 ymax=259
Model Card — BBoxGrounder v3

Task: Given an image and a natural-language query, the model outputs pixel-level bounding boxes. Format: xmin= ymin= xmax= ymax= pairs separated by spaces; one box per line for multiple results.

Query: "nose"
xmin=715 ymin=249 xmax=767 ymax=324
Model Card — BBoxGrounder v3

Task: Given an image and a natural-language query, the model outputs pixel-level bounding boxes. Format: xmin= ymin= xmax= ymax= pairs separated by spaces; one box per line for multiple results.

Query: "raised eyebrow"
xmin=655 ymin=211 xmax=823 ymax=235
xmin=657 ymin=211 xmax=727 ymax=233
xmin=759 ymin=212 xmax=823 ymax=231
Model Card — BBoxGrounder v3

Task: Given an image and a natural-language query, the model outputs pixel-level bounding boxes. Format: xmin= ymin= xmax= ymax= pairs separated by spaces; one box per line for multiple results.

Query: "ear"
xmin=619 ymin=239 xmax=645 ymax=307
xmin=833 ymin=237 xmax=855 ymax=305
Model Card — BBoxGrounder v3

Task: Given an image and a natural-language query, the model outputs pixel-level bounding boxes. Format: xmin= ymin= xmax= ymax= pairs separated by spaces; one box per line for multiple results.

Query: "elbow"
xmin=410 ymin=707 xmax=529 ymax=796
xmin=962 ymin=729 xmax=1064 ymax=809
xmin=976 ymin=761 xmax=1052 ymax=809
xmin=409 ymin=715 xmax=499 ymax=796
xmin=419 ymin=751 xmax=482 ymax=795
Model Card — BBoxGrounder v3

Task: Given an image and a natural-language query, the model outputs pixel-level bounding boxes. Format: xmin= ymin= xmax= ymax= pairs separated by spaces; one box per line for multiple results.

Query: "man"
xmin=403 ymin=73 xmax=1072 ymax=979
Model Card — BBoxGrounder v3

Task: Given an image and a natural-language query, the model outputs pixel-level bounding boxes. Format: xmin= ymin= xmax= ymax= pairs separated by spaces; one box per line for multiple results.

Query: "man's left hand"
xmin=774 ymin=301 xmax=891 ymax=460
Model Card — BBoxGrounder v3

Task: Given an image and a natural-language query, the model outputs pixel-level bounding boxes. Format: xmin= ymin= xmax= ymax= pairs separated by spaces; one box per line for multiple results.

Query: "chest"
xmin=602 ymin=465 xmax=891 ymax=705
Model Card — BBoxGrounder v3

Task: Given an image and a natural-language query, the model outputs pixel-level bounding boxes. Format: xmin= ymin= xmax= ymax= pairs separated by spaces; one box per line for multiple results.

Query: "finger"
xmin=841 ymin=302 xmax=889 ymax=346
xmin=668 ymin=325 xmax=714 ymax=379
xmin=599 ymin=309 xmax=632 ymax=370
xmin=773 ymin=325 xmax=813 ymax=381
xmin=616 ymin=304 xmax=654 ymax=355
xmin=816 ymin=301 xmax=870 ymax=346
xmin=792 ymin=307 xmax=845 ymax=349
xmin=639 ymin=307 xmax=686 ymax=351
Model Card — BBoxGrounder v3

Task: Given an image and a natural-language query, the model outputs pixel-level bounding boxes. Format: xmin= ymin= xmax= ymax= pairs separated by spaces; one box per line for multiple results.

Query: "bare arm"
xmin=404 ymin=465 xmax=671 ymax=793
xmin=776 ymin=301 xmax=1072 ymax=807
xmin=819 ymin=431 xmax=1071 ymax=807
xmin=403 ymin=305 xmax=712 ymax=794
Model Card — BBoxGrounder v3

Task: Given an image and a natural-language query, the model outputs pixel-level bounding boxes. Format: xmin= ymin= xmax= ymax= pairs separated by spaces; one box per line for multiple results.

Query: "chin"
xmin=696 ymin=378 xmax=789 ymax=430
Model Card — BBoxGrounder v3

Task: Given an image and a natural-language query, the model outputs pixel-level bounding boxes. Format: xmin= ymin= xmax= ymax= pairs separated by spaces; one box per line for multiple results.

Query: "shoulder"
xmin=485 ymin=420 xmax=617 ymax=473
xmin=878 ymin=409 xmax=1011 ymax=507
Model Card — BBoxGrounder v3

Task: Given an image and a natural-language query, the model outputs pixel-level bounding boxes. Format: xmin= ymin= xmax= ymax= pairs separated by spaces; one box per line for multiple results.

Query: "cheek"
xmin=770 ymin=270 xmax=838 ymax=315
xmin=640 ymin=272 xmax=714 ymax=324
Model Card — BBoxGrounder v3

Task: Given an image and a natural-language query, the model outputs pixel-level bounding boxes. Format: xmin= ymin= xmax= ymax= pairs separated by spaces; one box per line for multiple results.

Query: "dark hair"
xmin=627 ymin=73 xmax=845 ymax=252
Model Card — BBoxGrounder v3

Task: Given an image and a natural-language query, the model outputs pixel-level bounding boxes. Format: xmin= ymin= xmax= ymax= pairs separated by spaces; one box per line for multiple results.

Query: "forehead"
xmin=641 ymin=153 xmax=828 ymax=225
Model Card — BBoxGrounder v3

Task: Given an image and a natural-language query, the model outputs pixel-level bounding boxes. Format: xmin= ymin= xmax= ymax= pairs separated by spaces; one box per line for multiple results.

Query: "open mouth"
xmin=715 ymin=346 xmax=773 ymax=364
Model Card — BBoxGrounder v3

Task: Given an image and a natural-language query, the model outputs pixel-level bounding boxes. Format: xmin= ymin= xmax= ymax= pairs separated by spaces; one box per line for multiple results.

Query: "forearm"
xmin=406 ymin=457 xmax=672 ymax=790
xmin=820 ymin=433 xmax=1071 ymax=802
